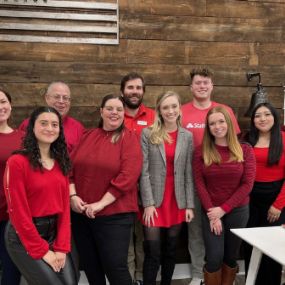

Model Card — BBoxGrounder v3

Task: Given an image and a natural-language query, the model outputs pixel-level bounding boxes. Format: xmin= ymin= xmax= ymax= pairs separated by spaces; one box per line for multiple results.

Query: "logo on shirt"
xmin=186 ymin=123 xmax=205 ymax=129
xmin=137 ymin=120 xmax=148 ymax=126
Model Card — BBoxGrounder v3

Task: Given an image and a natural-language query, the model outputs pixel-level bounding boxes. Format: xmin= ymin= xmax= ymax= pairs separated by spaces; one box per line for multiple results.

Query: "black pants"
xmin=244 ymin=180 xmax=285 ymax=285
xmin=71 ymin=211 xmax=134 ymax=285
xmin=142 ymin=224 xmax=182 ymax=285
xmin=202 ymin=205 xmax=249 ymax=272
xmin=5 ymin=217 xmax=78 ymax=285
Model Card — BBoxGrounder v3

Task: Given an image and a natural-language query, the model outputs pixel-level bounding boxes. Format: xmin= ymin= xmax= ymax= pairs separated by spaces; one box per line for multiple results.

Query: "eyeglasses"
xmin=48 ymin=94 xmax=71 ymax=103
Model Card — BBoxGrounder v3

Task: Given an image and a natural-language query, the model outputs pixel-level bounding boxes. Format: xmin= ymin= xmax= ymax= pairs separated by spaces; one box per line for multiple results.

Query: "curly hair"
xmin=15 ymin=106 xmax=71 ymax=175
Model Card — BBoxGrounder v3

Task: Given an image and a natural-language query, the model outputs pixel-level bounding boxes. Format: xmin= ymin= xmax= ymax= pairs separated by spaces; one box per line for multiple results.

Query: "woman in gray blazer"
xmin=139 ymin=91 xmax=195 ymax=285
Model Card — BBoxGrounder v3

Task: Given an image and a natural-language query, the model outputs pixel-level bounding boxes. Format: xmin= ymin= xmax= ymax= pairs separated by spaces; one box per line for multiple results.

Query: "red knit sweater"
xmin=193 ymin=144 xmax=256 ymax=213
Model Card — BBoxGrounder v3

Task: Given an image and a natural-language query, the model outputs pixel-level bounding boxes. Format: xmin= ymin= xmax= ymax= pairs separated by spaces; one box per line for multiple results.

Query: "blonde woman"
xmin=140 ymin=91 xmax=195 ymax=285
xmin=193 ymin=106 xmax=256 ymax=285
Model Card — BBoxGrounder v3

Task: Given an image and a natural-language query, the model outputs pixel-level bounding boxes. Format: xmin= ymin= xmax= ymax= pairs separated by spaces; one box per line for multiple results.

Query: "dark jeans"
xmin=202 ymin=205 xmax=249 ymax=272
xmin=0 ymin=220 xmax=21 ymax=285
xmin=71 ymin=211 xmax=134 ymax=285
xmin=244 ymin=180 xmax=285 ymax=285
xmin=5 ymin=217 xmax=78 ymax=285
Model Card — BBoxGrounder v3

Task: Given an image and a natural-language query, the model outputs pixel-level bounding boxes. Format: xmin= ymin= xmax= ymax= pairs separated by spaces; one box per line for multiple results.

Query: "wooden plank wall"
xmin=0 ymin=0 xmax=284 ymax=129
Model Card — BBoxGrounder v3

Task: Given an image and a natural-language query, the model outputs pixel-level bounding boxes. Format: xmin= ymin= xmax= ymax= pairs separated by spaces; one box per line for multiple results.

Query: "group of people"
xmin=0 ymin=68 xmax=284 ymax=285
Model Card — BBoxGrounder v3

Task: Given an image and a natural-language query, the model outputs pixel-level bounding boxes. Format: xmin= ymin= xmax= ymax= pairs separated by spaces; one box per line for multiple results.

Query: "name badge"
xmin=137 ymin=120 xmax=147 ymax=126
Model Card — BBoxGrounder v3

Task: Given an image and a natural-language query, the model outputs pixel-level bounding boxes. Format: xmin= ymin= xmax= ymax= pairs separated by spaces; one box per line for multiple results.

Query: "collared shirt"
xmin=124 ymin=104 xmax=155 ymax=136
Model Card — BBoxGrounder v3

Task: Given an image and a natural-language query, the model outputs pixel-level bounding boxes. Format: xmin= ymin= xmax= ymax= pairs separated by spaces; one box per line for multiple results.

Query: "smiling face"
xmin=159 ymin=95 xmax=180 ymax=127
xmin=33 ymin=112 xmax=60 ymax=146
xmin=100 ymin=98 xmax=124 ymax=131
xmin=208 ymin=112 xmax=228 ymax=142
xmin=45 ymin=83 xmax=71 ymax=117
xmin=191 ymin=75 xmax=213 ymax=103
xmin=253 ymin=106 xmax=274 ymax=134
xmin=0 ymin=91 xmax=11 ymax=124
xmin=121 ymin=78 xmax=144 ymax=109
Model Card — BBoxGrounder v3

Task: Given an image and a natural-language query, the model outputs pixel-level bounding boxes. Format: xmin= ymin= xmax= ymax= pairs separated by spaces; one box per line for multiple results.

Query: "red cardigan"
xmin=4 ymin=154 xmax=70 ymax=259
xmin=193 ymin=143 xmax=256 ymax=213
xmin=70 ymin=128 xmax=143 ymax=216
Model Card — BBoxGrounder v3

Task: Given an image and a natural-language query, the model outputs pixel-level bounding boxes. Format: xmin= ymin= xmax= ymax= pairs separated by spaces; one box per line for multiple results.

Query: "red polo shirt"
xmin=124 ymin=104 xmax=155 ymax=136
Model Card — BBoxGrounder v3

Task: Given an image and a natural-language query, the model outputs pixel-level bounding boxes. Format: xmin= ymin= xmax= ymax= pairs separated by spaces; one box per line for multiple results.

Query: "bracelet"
xmin=70 ymin=194 xmax=77 ymax=198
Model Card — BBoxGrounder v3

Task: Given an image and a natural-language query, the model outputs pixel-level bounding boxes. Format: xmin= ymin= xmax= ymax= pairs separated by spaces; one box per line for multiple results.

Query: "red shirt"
xmin=70 ymin=128 xmax=143 ymax=216
xmin=254 ymin=132 xmax=285 ymax=210
xmin=0 ymin=130 xmax=23 ymax=221
xmin=19 ymin=116 xmax=84 ymax=153
xmin=124 ymin=104 xmax=155 ymax=136
xmin=4 ymin=155 xmax=70 ymax=259
xmin=193 ymin=144 xmax=256 ymax=213
xmin=182 ymin=101 xmax=240 ymax=147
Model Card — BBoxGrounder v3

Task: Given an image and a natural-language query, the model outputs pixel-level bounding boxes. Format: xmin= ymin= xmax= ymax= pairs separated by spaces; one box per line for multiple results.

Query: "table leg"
xmin=245 ymin=247 xmax=262 ymax=285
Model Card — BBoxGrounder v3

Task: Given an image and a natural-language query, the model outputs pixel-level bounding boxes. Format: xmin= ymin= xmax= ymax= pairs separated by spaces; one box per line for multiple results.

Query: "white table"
xmin=231 ymin=226 xmax=285 ymax=285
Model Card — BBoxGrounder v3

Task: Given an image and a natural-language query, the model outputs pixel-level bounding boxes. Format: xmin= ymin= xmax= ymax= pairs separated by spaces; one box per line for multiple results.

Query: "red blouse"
xmin=4 ymin=154 xmax=70 ymax=259
xmin=70 ymin=128 xmax=143 ymax=216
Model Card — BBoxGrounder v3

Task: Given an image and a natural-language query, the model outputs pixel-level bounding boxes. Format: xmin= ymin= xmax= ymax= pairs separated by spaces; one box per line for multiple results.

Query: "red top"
xmin=19 ymin=115 xmax=84 ymax=153
xmin=0 ymin=130 xmax=23 ymax=221
xmin=193 ymin=144 xmax=256 ymax=213
xmin=124 ymin=104 xmax=155 ymax=136
xmin=4 ymin=154 xmax=70 ymax=259
xmin=254 ymin=132 xmax=285 ymax=210
xmin=181 ymin=101 xmax=240 ymax=147
xmin=70 ymin=128 xmax=143 ymax=216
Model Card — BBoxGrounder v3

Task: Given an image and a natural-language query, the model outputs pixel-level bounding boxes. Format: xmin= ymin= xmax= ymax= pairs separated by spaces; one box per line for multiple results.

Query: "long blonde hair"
xmin=149 ymin=91 xmax=181 ymax=145
xmin=202 ymin=106 xmax=243 ymax=166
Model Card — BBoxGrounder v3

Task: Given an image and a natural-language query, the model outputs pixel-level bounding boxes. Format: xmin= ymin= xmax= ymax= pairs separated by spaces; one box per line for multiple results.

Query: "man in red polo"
xmin=121 ymin=72 xmax=154 ymax=285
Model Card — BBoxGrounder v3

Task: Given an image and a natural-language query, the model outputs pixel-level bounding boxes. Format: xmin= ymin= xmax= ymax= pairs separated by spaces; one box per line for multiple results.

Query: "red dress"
xmin=141 ymin=130 xmax=186 ymax=227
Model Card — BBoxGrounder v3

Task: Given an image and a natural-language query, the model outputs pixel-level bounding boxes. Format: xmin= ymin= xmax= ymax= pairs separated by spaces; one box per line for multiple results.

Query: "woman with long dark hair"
xmin=0 ymin=88 xmax=23 ymax=285
xmin=245 ymin=102 xmax=285 ymax=285
xmin=70 ymin=94 xmax=142 ymax=285
xmin=4 ymin=106 xmax=77 ymax=285
xmin=193 ymin=106 xmax=255 ymax=285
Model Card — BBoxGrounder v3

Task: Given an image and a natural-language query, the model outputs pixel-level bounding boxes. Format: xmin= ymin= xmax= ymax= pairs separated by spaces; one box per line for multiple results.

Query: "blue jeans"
xmin=0 ymin=220 xmax=21 ymax=285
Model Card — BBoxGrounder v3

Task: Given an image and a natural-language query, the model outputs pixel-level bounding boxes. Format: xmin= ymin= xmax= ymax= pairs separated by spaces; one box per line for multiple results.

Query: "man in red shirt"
xmin=181 ymin=68 xmax=240 ymax=285
xmin=19 ymin=82 xmax=84 ymax=153
xmin=121 ymin=72 xmax=154 ymax=285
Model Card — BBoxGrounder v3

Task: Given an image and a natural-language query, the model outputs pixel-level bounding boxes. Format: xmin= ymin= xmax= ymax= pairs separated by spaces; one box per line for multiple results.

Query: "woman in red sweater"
xmin=193 ymin=106 xmax=255 ymax=285
xmin=0 ymin=89 xmax=23 ymax=285
xmin=245 ymin=102 xmax=285 ymax=285
xmin=70 ymin=94 xmax=142 ymax=285
xmin=4 ymin=106 xmax=77 ymax=285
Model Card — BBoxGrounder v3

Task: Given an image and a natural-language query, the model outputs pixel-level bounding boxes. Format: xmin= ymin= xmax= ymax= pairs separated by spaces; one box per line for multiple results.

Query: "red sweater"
xmin=4 ymin=154 xmax=70 ymax=259
xmin=193 ymin=144 xmax=256 ymax=213
xmin=254 ymin=132 xmax=285 ymax=210
xmin=0 ymin=130 xmax=23 ymax=221
xmin=70 ymin=128 xmax=143 ymax=216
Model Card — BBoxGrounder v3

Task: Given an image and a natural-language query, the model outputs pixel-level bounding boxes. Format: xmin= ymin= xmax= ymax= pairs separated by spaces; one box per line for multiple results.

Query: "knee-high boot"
xmin=221 ymin=263 xmax=238 ymax=285
xmin=143 ymin=240 xmax=161 ymax=285
xmin=160 ymin=237 xmax=177 ymax=285
xmin=204 ymin=267 xmax=222 ymax=285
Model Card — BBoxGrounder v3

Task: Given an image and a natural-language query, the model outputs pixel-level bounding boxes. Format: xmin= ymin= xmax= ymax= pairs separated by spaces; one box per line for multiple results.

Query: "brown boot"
xmin=204 ymin=267 xmax=222 ymax=285
xmin=221 ymin=263 xmax=238 ymax=285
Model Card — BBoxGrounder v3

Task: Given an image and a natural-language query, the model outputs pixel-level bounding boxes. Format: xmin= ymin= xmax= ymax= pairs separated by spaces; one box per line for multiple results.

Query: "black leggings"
xmin=143 ymin=223 xmax=182 ymax=285
xmin=244 ymin=180 xmax=285 ymax=285
xmin=5 ymin=218 xmax=78 ymax=285
xmin=202 ymin=205 xmax=249 ymax=273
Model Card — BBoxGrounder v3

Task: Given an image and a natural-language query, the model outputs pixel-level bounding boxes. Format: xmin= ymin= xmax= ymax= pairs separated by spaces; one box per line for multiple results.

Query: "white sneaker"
xmin=189 ymin=277 xmax=204 ymax=285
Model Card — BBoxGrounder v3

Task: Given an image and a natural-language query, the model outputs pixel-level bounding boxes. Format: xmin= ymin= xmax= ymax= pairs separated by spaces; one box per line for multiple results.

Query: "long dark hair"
xmin=0 ymin=88 xmax=12 ymax=103
xmin=98 ymin=94 xmax=125 ymax=143
xmin=248 ymin=102 xmax=283 ymax=165
xmin=15 ymin=107 xmax=71 ymax=175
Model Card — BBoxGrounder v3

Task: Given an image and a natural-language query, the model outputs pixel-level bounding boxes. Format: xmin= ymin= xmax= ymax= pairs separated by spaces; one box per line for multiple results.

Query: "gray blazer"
xmin=139 ymin=127 xmax=194 ymax=209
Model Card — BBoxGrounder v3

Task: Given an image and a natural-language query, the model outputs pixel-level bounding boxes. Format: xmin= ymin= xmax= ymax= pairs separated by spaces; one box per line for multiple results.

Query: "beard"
xmin=122 ymin=96 xmax=143 ymax=109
